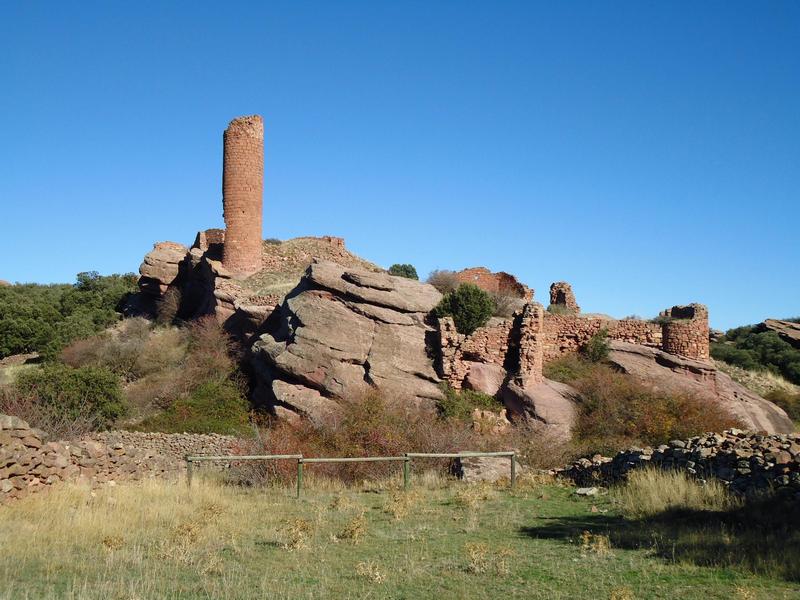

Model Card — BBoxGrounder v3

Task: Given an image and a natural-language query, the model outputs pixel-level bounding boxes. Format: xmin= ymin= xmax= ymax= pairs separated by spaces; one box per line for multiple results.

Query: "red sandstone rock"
xmin=549 ymin=282 xmax=579 ymax=313
xmin=464 ymin=362 xmax=507 ymax=396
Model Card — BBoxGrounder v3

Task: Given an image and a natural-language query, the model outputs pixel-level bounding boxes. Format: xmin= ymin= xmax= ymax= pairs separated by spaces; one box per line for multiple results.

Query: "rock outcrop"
xmin=758 ymin=319 xmax=800 ymax=349
xmin=252 ymin=261 xmax=444 ymax=421
xmin=501 ymin=379 xmax=579 ymax=437
xmin=607 ymin=340 xmax=794 ymax=434
xmin=138 ymin=241 xmax=188 ymax=297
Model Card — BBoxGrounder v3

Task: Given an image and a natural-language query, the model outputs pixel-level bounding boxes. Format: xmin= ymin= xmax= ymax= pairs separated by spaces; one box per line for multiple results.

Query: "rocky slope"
xmin=607 ymin=341 xmax=794 ymax=434
xmin=251 ymin=260 xmax=444 ymax=422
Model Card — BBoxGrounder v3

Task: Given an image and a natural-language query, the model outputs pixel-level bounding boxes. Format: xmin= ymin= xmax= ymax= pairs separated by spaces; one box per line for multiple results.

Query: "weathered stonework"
xmin=542 ymin=314 xmax=663 ymax=361
xmin=0 ymin=415 xmax=243 ymax=503
xmin=517 ymin=303 xmax=545 ymax=385
xmin=454 ymin=267 xmax=533 ymax=301
xmin=222 ymin=115 xmax=264 ymax=277
xmin=661 ymin=304 xmax=710 ymax=361
xmin=549 ymin=281 xmax=579 ymax=313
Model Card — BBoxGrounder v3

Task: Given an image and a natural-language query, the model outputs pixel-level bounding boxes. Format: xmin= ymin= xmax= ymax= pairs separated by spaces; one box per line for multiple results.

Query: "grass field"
xmin=1 ymin=472 xmax=798 ymax=599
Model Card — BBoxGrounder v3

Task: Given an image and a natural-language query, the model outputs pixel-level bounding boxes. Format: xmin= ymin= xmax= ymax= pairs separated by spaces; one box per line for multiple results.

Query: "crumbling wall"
xmin=0 ymin=415 xmax=243 ymax=502
xmin=543 ymin=315 xmax=662 ymax=361
xmin=548 ymin=282 xmax=580 ymax=313
xmin=193 ymin=228 xmax=226 ymax=259
xmin=222 ymin=115 xmax=264 ymax=276
xmin=438 ymin=317 xmax=514 ymax=388
xmin=661 ymin=304 xmax=710 ymax=360
xmin=454 ymin=267 xmax=533 ymax=301
xmin=517 ymin=303 xmax=545 ymax=385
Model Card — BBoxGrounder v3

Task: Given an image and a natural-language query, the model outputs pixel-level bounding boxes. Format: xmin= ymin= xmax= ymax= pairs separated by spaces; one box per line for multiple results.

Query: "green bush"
xmin=437 ymin=383 xmax=502 ymax=421
xmin=0 ymin=272 xmax=137 ymax=360
xmin=711 ymin=327 xmax=800 ymax=385
xmin=135 ymin=379 xmax=251 ymax=436
xmin=388 ymin=264 xmax=418 ymax=280
xmin=14 ymin=364 xmax=127 ymax=428
xmin=433 ymin=284 xmax=494 ymax=335
xmin=583 ymin=328 xmax=610 ymax=363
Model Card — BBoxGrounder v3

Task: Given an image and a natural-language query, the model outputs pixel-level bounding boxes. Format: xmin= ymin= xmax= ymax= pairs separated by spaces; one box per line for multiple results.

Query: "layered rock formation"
xmin=607 ymin=340 xmax=794 ymax=433
xmin=252 ymin=261 xmax=444 ymax=421
xmin=759 ymin=319 xmax=800 ymax=349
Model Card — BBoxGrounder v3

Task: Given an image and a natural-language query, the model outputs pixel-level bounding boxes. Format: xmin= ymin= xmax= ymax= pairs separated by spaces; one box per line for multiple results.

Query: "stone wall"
xmin=1 ymin=415 xmax=243 ymax=503
xmin=438 ymin=317 xmax=514 ymax=388
xmin=561 ymin=429 xmax=800 ymax=495
xmin=517 ymin=303 xmax=545 ymax=385
xmin=549 ymin=282 xmax=579 ymax=313
xmin=222 ymin=115 xmax=264 ymax=277
xmin=454 ymin=267 xmax=533 ymax=301
xmin=543 ymin=314 xmax=663 ymax=361
xmin=661 ymin=304 xmax=710 ymax=360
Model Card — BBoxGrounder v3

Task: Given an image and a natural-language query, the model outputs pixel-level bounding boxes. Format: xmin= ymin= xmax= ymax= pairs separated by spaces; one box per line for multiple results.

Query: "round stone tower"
xmin=222 ymin=115 xmax=264 ymax=276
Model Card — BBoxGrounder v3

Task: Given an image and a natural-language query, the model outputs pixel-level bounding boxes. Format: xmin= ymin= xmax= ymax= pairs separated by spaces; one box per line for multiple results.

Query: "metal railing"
xmin=185 ymin=451 xmax=516 ymax=497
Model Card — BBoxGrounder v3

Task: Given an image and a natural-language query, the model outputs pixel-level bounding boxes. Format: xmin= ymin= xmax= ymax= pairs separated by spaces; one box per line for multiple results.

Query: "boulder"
xmin=138 ymin=241 xmax=188 ymax=297
xmin=252 ymin=261 xmax=444 ymax=423
xmin=501 ymin=379 xmax=579 ymax=439
xmin=463 ymin=362 xmax=506 ymax=396
xmin=456 ymin=455 xmax=512 ymax=483
xmin=606 ymin=340 xmax=794 ymax=434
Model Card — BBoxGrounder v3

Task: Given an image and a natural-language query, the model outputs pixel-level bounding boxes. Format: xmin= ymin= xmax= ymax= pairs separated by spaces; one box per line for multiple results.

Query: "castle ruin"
xmin=221 ymin=115 xmax=264 ymax=276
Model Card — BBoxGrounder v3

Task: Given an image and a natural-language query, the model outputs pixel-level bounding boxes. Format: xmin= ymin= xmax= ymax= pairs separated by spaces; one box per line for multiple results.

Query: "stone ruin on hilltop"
xmin=133 ymin=115 xmax=794 ymax=437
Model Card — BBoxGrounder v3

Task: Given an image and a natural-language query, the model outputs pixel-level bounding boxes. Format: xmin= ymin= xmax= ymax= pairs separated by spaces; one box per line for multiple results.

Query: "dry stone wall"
xmin=561 ymin=429 xmax=800 ymax=495
xmin=549 ymin=282 xmax=580 ymax=313
xmin=661 ymin=304 xmax=710 ymax=360
xmin=543 ymin=314 xmax=663 ymax=361
xmin=0 ymin=415 xmax=243 ymax=503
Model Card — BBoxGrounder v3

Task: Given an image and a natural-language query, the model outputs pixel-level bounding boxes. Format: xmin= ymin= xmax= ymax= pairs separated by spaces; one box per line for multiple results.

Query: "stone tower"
xmin=222 ymin=115 xmax=264 ymax=276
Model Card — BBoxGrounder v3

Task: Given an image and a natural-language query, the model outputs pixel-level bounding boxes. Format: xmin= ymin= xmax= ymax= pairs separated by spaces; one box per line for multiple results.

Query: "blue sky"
xmin=1 ymin=1 xmax=797 ymax=330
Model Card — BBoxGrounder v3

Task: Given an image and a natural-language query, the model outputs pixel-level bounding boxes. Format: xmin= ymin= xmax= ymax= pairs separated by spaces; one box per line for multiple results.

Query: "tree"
xmin=388 ymin=264 xmax=419 ymax=280
xmin=433 ymin=283 xmax=494 ymax=335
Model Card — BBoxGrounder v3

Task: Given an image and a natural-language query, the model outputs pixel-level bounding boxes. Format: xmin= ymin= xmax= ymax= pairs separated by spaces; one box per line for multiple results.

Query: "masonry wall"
xmin=661 ymin=304 xmax=710 ymax=360
xmin=222 ymin=115 xmax=264 ymax=276
xmin=454 ymin=267 xmax=533 ymax=301
xmin=543 ymin=315 xmax=663 ymax=361
xmin=438 ymin=318 xmax=514 ymax=388
xmin=1 ymin=415 xmax=243 ymax=502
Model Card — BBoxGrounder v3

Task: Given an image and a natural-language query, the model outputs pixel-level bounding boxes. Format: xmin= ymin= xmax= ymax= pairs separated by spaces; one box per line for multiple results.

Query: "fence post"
xmin=296 ymin=459 xmax=303 ymax=499
xmin=510 ymin=453 xmax=516 ymax=489
xmin=186 ymin=457 xmax=193 ymax=488
xmin=403 ymin=455 xmax=410 ymax=491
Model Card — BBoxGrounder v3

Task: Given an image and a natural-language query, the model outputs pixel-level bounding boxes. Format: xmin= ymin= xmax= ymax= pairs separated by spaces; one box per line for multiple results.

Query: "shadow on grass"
xmin=521 ymin=493 xmax=800 ymax=581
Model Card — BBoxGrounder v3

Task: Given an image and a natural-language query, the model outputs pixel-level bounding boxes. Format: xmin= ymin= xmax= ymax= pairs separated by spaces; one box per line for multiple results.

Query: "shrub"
xmin=388 ymin=264 xmax=418 ymax=280
xmin=764 ymin=389 xmax=800 ymax=422
xmin=433 ymin=284 xmax=494 ymax=335
xmin=135 ymin=379 xmax=251 ymax=436
xmin=571 ymin=366 xmax=741 ymax=452
xmin=711 ymin=328 xmax=800 ymax=385
xmin=490 ymin=291 xmax=522 ymax=318
xmin=426 ymin=270 xmax=459 ymax=294
xmin=14 ymin=364 xmax=126 ymax=429
xmin=0 ymin=272 xmax=137 ymax=360
xmin=437 ymin=384 xmax=502 ymax=421
xmin=0 ymin=384 xmax=99 ymax=439
xmin=542 ymin=353 xmax=597 ymax=384
xmin=234 ymin=390 xmax=497 ymax=485
xmin=583 ymin=328 xmax=610 ymax=363
xmin=546 ymin=304 xmax=571 ymax=315
xmin=264 ymin=238 xmax=282 ymax=245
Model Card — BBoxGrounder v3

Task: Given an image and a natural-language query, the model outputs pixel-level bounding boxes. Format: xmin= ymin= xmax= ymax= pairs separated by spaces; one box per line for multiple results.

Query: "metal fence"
xmin=185 ymin=451 xmax=516 ymax=498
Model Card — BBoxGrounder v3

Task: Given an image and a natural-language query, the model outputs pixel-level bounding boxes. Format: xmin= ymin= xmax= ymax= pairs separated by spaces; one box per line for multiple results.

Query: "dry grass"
xmin=612 ymin=468 xmax=738 ymax=519
xmin=714 ymin=360 xmax=800 ymax=397
xmin=0 ymin=475 xmax=795 ymax=598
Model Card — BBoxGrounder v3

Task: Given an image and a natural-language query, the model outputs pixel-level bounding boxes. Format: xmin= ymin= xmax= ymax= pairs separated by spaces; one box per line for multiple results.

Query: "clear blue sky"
xmin=1 ymin=1 xmax=797 ymax=330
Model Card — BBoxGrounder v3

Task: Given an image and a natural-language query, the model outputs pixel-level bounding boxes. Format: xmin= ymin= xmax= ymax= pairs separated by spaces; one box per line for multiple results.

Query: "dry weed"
xmin=580 ymin=530 xmax=612 ymax=557
xmin=355 ymin=560 xmax=386 ymax=584
xmin=384 ymin=490 xmax=421 ymax=520
xmin=337 ymin=511 xmax=367 ymax=545
xmin=609 ymin=587 xmax=635 ymax=600
xmin=280 ymin=518 xmax=314 ymax=551
xmin=464 ymin=542 xmax=514 ymax=575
